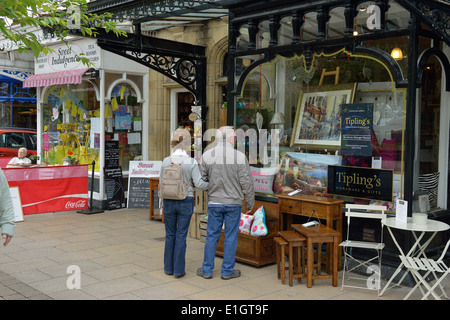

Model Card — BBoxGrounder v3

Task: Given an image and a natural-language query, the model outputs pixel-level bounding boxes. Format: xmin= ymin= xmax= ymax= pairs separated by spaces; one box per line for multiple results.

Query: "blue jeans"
xmin=202 ymin=204 xmax=242 ymax=276
xmin=163 ymin=197 xmax=195 ymax=276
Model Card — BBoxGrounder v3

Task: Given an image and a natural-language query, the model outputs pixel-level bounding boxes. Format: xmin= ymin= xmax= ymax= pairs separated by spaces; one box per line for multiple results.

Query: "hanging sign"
xmin=327 ymin=165 xmax=393 ymax=202
xmin=341 ymin=103 xmax=373 ymax=156
xmin=35 ymin=38 xmax=101 ymax=74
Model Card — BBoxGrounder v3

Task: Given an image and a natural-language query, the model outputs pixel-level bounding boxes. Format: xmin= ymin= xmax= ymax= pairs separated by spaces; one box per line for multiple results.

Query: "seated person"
xmin=7 ymin=147 xmax=32 ymax=167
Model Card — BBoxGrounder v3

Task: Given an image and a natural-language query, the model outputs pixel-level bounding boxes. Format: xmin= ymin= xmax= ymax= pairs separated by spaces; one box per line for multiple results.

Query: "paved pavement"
xmin=0 ymin=208 xmax=443 ymax=301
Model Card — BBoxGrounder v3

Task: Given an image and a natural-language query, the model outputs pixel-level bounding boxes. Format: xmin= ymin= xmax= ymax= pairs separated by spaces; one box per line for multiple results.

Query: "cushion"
xmin=250 ymin=206 xmax=268 ymax=237
xmin=250 ymin=166 xmax=275 ymax=194
xmin=239 ymin=213 xmax=254 ymax=235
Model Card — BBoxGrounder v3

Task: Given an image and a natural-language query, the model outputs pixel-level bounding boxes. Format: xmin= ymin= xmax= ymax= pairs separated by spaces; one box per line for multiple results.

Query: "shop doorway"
xmin=170 ymin=89 xmax=195 ymax=134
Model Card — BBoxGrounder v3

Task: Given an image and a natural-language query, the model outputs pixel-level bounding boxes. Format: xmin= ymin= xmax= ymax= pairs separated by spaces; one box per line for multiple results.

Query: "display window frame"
xmin=234 ymin=48 xmax=407 ymax=211
xmin=105 ymin=79 xmax=144 ymax=173
xmin=40 ymin=80 xmax=101 ymax=168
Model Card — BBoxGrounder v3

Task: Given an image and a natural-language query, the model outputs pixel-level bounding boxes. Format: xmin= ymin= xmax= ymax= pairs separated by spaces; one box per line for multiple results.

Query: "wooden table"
xmin=149 ymin=177 xmax=163 ymax=222
xmin=277 ymin=193 xmax=343 ymax=268
xmin=292 ymin=223 xmax=340 ymax=288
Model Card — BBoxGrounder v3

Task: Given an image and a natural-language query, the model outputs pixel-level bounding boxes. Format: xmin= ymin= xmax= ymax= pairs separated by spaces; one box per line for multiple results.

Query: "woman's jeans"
xmin=163 ymin=197 xmax=195 ymax=276
xmin=201 ymin=204 xmax=242 ymax=276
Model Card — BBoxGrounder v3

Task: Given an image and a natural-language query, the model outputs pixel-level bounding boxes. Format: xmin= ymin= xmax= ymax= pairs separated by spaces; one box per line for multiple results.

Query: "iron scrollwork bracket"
xmin=418 ymin=2 xmax=450 ymax=39
xmin=398 ymin=0 xmax=450 ymax=46
xmin=127 ymin=50 xmax=200 ymax=95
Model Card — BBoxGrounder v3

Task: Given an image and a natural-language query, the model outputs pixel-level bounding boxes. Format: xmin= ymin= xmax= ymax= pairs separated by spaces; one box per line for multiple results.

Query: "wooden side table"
xmin=277 ymin=193 xmax=343 ymax=269
xmin=292 ymin=223 xmax=340 ymax=288
xmin=149 ymin=177 xmax=163 ymax=222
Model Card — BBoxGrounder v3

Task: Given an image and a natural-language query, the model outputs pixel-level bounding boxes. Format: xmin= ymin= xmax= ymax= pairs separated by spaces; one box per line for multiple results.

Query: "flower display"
xmin=29 ymin=152 xmax=39 ymax=161
xmin=66 ymin=151 xmax=78 ymax=165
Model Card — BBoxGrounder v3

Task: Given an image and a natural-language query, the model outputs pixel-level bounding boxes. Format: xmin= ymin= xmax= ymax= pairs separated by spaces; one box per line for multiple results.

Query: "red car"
xmin=0 ymin=128 xmax=37 ymax=168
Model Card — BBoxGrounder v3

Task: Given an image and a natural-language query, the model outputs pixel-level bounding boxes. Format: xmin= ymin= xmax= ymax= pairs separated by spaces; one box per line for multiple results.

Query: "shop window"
xmin=42 ymin=82 xmax=100 ymax=168
xmin=106 ymin=83 xmax=143 ymax=172
xmin=236 ymin=49 xmax=406 ymax=209
xmin=0 ymin=81 xmax=36 ymax=128
xmin=417 ymin=55 xmax=442 ymax=211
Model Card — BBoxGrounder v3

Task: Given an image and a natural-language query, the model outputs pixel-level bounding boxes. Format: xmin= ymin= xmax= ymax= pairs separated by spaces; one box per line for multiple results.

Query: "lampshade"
xmin=391 ymin=47 xmax=403 ymax=60
xmin=270 ymin=112 xmax=285 ymax=125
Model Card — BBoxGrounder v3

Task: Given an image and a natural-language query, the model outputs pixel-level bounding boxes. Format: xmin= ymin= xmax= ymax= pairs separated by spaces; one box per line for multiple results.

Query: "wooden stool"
xmin=278 ymin=230 xmax=307 ymax=286
xmin=274 ymin=237 xmax=288 ymax=284
xmin=292 ymin=224 xmax=340 ymax=288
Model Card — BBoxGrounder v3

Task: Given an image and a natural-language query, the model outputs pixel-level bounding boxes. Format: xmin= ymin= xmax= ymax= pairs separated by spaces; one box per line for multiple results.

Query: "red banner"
xmin=4 ymin=165 xmax=88 ymax=215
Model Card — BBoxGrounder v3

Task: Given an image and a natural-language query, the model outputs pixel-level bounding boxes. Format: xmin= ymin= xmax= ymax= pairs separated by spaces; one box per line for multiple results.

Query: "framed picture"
xmin=290 ymin=83 xmax=357 ymax=148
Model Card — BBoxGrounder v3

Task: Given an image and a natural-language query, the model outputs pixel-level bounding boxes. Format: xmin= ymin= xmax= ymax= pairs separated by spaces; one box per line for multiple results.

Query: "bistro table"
xmin=379 ymin=217 xmax=450 ymax=299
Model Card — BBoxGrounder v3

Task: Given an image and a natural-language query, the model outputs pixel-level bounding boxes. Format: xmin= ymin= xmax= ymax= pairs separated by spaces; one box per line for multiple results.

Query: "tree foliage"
xmin=0 ymin=0 xmax=126 ymax=64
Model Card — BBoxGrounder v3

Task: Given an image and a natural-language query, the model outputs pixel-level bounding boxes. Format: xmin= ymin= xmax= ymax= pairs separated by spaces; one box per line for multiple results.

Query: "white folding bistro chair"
xmin=399 ymin=239 xmax=450 ymax=300
xmin=340 ymin=204 xmax=387 ymax=295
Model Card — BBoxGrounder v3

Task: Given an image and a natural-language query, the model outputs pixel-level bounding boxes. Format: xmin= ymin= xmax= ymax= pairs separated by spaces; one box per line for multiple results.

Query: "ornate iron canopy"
xmin=85 ymin=0 xmax=233 ymax=105
xmin=81 ymin=0 xmax=450 ymax=104
xmin=88 ymin=0 xmax=230 ymax=31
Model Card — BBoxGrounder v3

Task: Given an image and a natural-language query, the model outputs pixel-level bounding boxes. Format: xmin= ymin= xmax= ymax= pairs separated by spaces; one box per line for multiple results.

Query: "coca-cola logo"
xmin=65 ymin=200 xmax=87 ymax=209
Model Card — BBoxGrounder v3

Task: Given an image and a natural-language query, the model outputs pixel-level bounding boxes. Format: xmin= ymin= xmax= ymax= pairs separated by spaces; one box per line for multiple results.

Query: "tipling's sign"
xmin=327 ymin=165 xmax=393 ymax=202
xmin=341 ymin=103 xmax=373 ymax=156
xmin=35 ymin=39 xmax=101 ymax=74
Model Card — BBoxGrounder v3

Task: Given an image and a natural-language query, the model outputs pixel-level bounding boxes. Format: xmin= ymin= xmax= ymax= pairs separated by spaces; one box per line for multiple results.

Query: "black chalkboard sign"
xmin=104 ymin=167 xmax=125 ymax=210
xmin=127 ymin=161 xmax=162 ymax=209
xmin=127 ymin=177 xmax=150 ymax=208
xmin=105 ymin=140 xmax=119 ymax=169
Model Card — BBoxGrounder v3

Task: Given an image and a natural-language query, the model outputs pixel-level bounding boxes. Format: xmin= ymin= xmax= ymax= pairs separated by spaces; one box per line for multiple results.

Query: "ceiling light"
xmin=390 ymin=47 xmax=404 ymax=60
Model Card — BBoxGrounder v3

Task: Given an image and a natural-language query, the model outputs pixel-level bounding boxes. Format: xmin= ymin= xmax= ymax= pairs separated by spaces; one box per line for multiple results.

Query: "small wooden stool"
xmin=274 ymin=237 xmax=288 ymax=284
xmin=292 ymin=224 xmax=340 ymax=288
xmin=278 ymin=230 xmax=307 ymax=286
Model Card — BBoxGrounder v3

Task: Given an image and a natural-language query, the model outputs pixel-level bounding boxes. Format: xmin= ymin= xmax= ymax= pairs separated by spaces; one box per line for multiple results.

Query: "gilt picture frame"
xmin=290 ymin=83 xmax=357 ymax=148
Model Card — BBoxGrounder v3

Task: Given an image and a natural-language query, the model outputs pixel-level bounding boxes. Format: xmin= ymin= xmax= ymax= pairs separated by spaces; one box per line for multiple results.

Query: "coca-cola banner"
xmin=4 ymin=165 xmax=88 ymax=215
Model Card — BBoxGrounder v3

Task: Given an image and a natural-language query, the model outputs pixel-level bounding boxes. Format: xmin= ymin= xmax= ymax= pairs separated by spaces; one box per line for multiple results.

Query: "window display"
xmin=41 ymin=82 xmax=143 ymax=173
xmin=236 ymin=49 xmax=406 ymax=207
xmin=106 ymin=83 xmax=142 ymax=172
xmin=42 ymin=82 xmax=100 ymax=169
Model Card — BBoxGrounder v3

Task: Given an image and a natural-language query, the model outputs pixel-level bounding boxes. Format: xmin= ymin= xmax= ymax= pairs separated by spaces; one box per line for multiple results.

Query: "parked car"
xmin=0 ymin=128 xmax=37 ymax=168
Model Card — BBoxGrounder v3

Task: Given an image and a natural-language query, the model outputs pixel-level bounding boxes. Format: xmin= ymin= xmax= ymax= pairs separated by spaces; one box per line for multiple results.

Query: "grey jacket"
xmin=160 ymin=152 xmax=208 ymax=198
xmin=0 ymin=169 xmax=15 ymax=236
xmin=200 ymin=141 xmax=255 ymax=211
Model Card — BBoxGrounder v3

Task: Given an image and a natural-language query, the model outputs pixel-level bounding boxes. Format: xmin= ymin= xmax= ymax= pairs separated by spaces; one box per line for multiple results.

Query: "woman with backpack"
xmin=159 ymin=128 xmax=208 ymax=278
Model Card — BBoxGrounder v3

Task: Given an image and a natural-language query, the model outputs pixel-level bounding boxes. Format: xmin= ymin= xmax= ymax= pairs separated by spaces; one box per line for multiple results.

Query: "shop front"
xmin=23 ymin=37 xmax=149 ymax=210
xmin=225 ymin=0 xmax=450 ymax=270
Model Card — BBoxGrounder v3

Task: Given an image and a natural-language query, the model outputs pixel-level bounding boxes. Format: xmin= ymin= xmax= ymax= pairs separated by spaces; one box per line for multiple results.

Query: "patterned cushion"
xmin=239 ymin=213 xmax=254 ymax=235
xmin=250 ymin=206 xmax=268 ymax=237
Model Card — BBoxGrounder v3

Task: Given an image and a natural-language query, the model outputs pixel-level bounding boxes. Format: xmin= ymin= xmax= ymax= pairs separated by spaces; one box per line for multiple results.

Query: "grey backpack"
xmin=158 ymin=156 xmax=188 ymax=200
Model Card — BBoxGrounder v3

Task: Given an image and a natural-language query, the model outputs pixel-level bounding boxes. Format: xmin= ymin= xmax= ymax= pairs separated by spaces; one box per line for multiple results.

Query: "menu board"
xmin=127 ymin=177 xmax=151 ymax=208
xmin=105 ymin=140 xmax=119 ymax=169
xmin=127 ymin=161 xmax=162 ymax=209
xmin=104 ymin=167 xmax=125 ymax=210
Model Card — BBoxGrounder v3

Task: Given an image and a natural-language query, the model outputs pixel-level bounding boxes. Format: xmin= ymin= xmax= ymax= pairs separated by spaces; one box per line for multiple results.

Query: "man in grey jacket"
xmin=197 ymin=126 xmax=254 ymax=280
xmin=0 ymin=168 xmax=15 ymax=246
